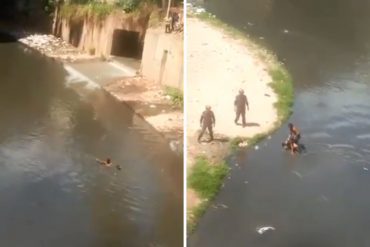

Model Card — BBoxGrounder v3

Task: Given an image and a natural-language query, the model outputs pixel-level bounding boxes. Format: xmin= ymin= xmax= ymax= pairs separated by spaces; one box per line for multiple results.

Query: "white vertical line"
xmin=183 ymin=0 xmax=188 ymax=245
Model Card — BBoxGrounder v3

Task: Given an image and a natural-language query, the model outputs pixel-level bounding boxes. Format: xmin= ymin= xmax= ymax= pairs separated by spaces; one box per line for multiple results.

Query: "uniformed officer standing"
xmin=198 ymin=105 xmax=215 ymax=142
xmin=234 ymin=89 xmax=249 ymax=126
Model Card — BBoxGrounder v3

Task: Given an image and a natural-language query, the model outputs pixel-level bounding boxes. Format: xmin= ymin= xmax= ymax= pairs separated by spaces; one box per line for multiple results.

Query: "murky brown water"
xmin=0 ymin=41 xmax=183 ymax=247
xmin=189 ymin=1 xmax=370 ymax=246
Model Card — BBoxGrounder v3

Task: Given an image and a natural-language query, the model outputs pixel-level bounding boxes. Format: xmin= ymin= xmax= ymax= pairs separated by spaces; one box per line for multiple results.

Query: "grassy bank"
xmin=187 ymin=12 xmax=294 ymax=233
xmin=165 ymin=86 xmax=184 ymax=108
xmin=187 ymin=156 xmax=229 ymax=233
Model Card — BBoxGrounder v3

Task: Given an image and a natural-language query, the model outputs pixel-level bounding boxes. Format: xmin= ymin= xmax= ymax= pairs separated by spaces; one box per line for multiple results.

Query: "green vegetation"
xmin=269 ymin=67 xmax=294 ymax=124
xmin=164 ymin=86 xmax=183 ymax=108
xmin=58 ymin=0 xmax=156 ymax=20
xmin=187 ymin=156 xmax=229 ymax=233
xmin=188 ymin=200 xmax=208 ymax=233
xmin=56 ymin=0 xmax=183 ymax=19
xmin=60 ymin=3 xmax=115 ymax=20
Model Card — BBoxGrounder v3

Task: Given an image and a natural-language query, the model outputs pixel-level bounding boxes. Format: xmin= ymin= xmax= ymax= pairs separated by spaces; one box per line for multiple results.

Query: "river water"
xmin=189 ymin=1 xmax=370 ymax=246
xmin=0 ymin=39 xmax=182 ymax=247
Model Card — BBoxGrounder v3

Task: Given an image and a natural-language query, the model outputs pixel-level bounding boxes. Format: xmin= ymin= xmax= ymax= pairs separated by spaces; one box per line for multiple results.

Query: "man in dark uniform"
xmin=234 ymin=89 xmax=249 ymax=126
xmin=198 ymin=105 xmax=216 ymax=142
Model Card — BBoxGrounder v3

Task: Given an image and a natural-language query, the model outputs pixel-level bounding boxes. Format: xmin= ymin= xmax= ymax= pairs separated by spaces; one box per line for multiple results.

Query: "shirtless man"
xmin=285 ymin=123 xmax=301 ymax=154
xmin=96 ymin=158 xmax=112 ymax=167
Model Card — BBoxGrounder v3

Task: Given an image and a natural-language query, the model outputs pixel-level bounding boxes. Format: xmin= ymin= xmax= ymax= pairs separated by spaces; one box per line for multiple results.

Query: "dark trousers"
xmin=235 ymin=108 xmax=246 ymax=125
xmin=198 ymin=125 xmax=213 ymax=141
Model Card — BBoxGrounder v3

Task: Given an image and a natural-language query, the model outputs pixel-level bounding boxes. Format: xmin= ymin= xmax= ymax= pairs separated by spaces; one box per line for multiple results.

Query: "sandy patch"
xmin=186 ymin=17 xmax=278 ymax=214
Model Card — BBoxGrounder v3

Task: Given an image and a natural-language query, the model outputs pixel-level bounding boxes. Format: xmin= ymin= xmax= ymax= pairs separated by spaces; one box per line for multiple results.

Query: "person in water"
xmin=96 ymin=158 xmax=122 ymax=170
xmin=96 ymin=158 xmax=112 ymax=167
xmin=285 ymin=123 xmax=301 ymax=154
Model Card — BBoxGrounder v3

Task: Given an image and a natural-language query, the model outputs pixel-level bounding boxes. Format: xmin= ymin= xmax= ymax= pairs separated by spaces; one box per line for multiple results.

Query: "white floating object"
xmin=238 ymin=141 xmax=248 ymax=147
xmin=254 ymin=145 xmax=259 ymax=150
xmin=292 ymin=171 xmax=303 ymax=179
xmin=244 ymin=181 xmax=249 ymax=184
xmin=257 ymin=226 xmax=275 ymax=234
xmin=283 ymin=29 xmax=289 ymax=33
xmin=320 ymin=195 xmax=329 ymax=202
xmin=364 ymin=167 xmax=369 ymax=171
xmin=196 ymin=8 xmax=205 ymax=13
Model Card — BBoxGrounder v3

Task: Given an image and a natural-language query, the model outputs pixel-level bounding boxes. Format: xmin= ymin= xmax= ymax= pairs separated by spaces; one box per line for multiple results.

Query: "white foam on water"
xmin=308 ymin=132 xmax=331 ymax=139
xmin=356 ymin=134 xmax=370 ymax=140
xmin=256 ymin=226 xmax=275 ymax=234
xmin=327 ymin=144 xmax=355 ymax=149
xmin=326 ymin=121 xmax=352 ymax=130
xmin=108 ymin=61 xmax=136 ymax=76
xmin=292 ymin=170 xmax=303 ymax=179
xmin=63 ymin=64 xmax=100 ymax=90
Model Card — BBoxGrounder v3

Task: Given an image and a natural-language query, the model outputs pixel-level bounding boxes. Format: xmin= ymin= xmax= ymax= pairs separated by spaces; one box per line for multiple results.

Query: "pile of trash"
xmin=18 ymin=34 xmax=94 ymax=62
xmin=187 ymin=2 xmax=214 ymax=17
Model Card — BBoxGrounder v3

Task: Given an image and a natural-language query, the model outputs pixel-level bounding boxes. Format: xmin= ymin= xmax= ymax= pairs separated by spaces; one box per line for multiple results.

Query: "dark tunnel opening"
xmin=110 ymin=29 xmax=142 ymax=59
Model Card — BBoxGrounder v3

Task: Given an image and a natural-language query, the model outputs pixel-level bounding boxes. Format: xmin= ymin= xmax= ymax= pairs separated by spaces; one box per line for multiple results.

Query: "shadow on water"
xmin=0 ymin=31 xmax=16 ymax=42
xmin=189 ymin=0 xmax=370 ymax=246
xmin=0 ymin=42 xmax=182 ymax=247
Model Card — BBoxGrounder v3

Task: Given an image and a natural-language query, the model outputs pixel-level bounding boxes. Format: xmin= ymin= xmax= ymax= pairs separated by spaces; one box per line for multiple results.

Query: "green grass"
xmin=269 ymin=67 xmax=294 ymax=124
xmin=164 ymin=86 xmax=183 ymax=108
xmin=187 ymin=155 xmax=229 ymax=233
xmin=187 ymin=200 xmax=208 ymax=233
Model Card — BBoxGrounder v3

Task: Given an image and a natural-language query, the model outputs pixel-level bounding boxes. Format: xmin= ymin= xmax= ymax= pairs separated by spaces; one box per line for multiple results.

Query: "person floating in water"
xmin=198 ymin=105 xmax=215 ymax=142
xmin=96 ymin=158 xmax=112 ymax=167
xmin=283 ymin=123 xmax=301 ymax=154
xmin=234 ymin=89 xmax=249 ymax=127
xmin=96 ymin=158 xmax=122 ymax=170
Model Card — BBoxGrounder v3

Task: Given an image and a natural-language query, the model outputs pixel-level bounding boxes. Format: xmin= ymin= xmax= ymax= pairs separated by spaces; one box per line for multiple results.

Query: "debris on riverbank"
xmin=18 ymin=34 xmax=95 ymax=62
xmin=104 ymin=77 xmax=183 ymax=152
xmin=0 ymin=23 xmax=96 ymax=62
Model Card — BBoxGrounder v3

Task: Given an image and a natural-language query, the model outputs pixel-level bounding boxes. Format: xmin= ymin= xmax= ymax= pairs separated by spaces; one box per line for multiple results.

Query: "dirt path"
xmin=186 ymin=17 xmax=278 ymax=210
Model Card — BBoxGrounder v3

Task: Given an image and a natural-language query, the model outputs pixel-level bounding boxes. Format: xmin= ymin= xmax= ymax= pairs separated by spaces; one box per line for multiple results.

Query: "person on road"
xmin=198 ymin=105 xmax=215 ymax=142
xmin=234 ymin=89 xmax=249 ymax=126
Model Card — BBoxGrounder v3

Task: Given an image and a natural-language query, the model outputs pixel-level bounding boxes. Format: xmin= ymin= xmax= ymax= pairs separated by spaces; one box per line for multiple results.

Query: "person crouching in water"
xmin=198 ymin=105 xmax=215 ymax=142
xmin=284 ymin=123 xmax=301 ymax=154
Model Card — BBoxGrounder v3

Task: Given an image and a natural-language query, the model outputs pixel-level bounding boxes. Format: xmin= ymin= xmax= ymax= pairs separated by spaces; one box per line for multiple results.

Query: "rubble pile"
xmin=18 ymin=34 xmax=94 ymax=62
